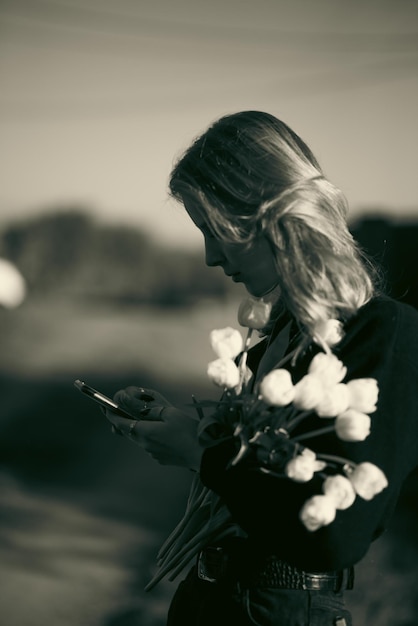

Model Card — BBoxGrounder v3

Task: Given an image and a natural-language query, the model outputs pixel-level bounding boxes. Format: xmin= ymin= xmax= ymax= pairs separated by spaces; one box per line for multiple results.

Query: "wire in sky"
xmin=0 ymin=52 xmax=417 ymax=120
xmin=1 ymin=0 xmax=418 ymax=54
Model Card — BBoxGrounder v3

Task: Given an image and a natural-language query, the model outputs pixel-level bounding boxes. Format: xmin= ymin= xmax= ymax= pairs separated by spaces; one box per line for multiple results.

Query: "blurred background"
xmin=0 ymin=1 xmax=417 ymax=624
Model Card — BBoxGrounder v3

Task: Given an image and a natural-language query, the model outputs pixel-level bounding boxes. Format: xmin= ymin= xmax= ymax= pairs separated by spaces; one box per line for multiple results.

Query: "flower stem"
xmin=191 ymin=394 xmax=205 ymax=420
xmin=292 ymin=425 xmax=336 ymax=442
xmin=316 ymin=452 xmax=357 ymax=469
xmin=286 ymin=410 xmax=314 ymax=431
xmin=239 ymin=328 xmax=253 ymax=373
xmin=236 ymin=328 xmax=254 ymax=393
xmin=272 ymin=347 xmax=299 ymax=370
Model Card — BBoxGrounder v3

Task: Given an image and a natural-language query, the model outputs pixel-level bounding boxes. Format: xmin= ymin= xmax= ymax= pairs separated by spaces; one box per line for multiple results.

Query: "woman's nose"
xmin=205 ymin=237 xmax=225 ymax=267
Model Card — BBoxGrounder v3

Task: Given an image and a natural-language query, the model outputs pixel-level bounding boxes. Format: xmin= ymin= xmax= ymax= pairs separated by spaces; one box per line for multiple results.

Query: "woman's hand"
xmin=104 ymin=386 xmax=204 ymax=471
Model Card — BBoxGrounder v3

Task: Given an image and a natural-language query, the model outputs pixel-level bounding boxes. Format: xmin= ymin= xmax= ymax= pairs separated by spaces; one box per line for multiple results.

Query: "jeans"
xmin=167 ymin=566 xmax=352 ymax=626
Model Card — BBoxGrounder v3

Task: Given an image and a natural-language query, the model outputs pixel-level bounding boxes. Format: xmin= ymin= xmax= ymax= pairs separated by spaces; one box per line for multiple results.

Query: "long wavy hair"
xmin=169 ymin=110 xmax=379 ymax=337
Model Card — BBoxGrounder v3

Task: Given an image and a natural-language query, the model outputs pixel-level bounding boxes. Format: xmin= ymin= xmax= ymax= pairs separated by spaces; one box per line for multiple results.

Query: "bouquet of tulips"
xmin=199 ymin=296 xmax=388 ymax=532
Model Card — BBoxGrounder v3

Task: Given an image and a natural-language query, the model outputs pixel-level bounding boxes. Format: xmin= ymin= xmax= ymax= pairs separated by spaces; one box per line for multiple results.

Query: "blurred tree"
xmin=0 ymin=208 xmax=231 ymax=305
xmin=0 ymin=209 xmax=95 ymax=293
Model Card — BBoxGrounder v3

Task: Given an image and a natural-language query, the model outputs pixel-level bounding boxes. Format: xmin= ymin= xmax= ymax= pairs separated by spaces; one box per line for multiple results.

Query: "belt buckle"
xmin=197 ymin=547 xmax=228 ymax=583
xmin=302 ymin=572 xmax=334 ymax=591
xmin=303 ymin=567 xmax=355 ymax=592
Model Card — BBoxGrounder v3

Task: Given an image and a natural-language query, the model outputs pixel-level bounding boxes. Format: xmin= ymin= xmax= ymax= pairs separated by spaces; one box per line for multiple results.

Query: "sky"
xmin=1 ymin=0 xmax=417 ymax=248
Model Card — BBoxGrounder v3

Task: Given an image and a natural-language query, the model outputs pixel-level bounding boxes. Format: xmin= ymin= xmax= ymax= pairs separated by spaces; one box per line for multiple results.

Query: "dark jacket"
xmin=200 ymin=296 xmax=418 ymax=571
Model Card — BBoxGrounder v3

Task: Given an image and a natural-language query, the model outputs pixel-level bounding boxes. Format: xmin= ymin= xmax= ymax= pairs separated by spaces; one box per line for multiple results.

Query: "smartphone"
xmin=74 ymin=379 xmax=134 ymax=419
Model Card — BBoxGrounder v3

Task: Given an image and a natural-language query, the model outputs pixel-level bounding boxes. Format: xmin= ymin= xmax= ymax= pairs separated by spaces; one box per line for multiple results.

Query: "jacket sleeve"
xmin=199 ymin=299 xmax=418 ymax=571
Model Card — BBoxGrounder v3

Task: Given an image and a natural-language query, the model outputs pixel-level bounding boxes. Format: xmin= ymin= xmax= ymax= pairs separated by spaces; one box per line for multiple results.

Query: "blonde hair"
xmin=170 ymin=111 xmax=378 ymax=337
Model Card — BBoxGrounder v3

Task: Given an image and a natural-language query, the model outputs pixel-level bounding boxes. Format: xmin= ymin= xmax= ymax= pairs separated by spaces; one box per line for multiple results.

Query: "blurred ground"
xmin=0 ymin=296 xmax=417 ymax=625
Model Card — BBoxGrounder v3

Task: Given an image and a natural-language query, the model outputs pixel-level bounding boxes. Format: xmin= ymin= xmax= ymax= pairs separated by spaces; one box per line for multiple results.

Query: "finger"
xmin=114 ymin=388 xmax=158 ymax=416
xmin=109 ymin=416 xmax=142 ymax=440
xmin=129 ymin=420 xmax=164 ymax=446
xmin=120 ymin=386 xmax=156 ymax=403
xmin=124 ymin=386 xmax=172 ymax=407
xmin=114 ymin=389 xmax=140 ymax=407
xmin=125 ymin=385 xmax=156 ymax=400
xmin=106 ymin=413 xmax=133 ymax=431
xmin=145 ymin=405 xmax=166 ymax=421
xmin=113 ymin=391 xmax=148 ymax=418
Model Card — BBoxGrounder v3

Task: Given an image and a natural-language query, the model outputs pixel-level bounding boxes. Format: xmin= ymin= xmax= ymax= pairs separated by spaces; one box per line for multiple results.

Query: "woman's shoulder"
xmin=345 ymin=295 xmax=418 ymax=338
xmin=339 ymin=295 xmax=418 ymax=374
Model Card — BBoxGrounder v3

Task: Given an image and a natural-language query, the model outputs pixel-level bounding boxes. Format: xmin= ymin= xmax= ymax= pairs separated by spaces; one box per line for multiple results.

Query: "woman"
xmin=105 ymin=111 xmax=418 ymax=625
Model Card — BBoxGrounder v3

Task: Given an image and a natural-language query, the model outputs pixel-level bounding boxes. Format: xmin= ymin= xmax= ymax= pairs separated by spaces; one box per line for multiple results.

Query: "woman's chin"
xmin=245 ymin=283 xmax=281 ymax=300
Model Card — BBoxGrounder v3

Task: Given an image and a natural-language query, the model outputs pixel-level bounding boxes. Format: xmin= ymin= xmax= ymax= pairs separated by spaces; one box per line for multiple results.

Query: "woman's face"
xmin=184 ymin=198 xmax=279 ymax=298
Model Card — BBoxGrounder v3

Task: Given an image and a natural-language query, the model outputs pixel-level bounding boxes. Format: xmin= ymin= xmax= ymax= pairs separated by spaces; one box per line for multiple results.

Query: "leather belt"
xmin=197 ymin=546 xmax=354 ymax=592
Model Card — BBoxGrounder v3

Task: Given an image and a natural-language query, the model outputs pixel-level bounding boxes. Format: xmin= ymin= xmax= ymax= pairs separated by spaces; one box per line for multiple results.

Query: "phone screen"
xmin=74 ymin=379 xmax=134 ymax=419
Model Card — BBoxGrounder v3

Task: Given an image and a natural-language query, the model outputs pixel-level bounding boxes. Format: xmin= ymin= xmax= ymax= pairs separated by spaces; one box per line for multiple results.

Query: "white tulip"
xmin=323 ymin=475 xmax=356 ymax=510
xmin=315 ymin=384 xmax=350 ymax=418
xmin=210 ymin=327 xmax=244 ymax=359
xmin=237 ymin=296 xmax=272 ymax=329
xmin=335 ymin=409 xmax=371 ymax=441
xmin=308 ymin=353 xmax=347 ymax=387
xmin=299 ymin=495 xmax=337 ymax=532
xmin=259 ymin=369 xmax=295 ymax=406
xmin=293 ymin=375 xmax=324 ymax=411
xmin=285 ymin=448 xmax=326 ymax=483
xmin=348 ymin=462 xmax=388 ymax=501
xmin=346 ymin=378 xmax=379 ymax=414
xmin=313 ymin=319 xmax=344 ymax=347
xmin=207 ymin=358 xmax=241 ymax=389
